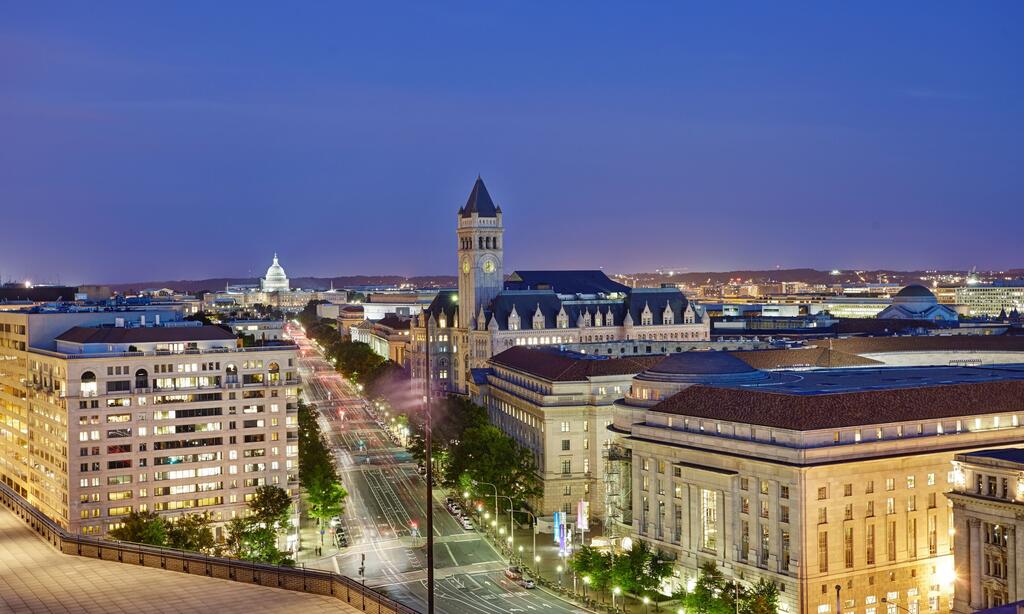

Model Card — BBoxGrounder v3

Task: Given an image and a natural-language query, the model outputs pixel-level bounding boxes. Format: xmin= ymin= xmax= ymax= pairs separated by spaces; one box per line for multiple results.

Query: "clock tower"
xmin=457 ymin=176 xmax=504 ymax=328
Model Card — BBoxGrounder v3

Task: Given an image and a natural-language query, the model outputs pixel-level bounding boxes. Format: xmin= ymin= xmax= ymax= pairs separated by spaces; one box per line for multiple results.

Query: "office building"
xmin=956 ymin=281 xmax=1024 ymax=318
xmin=0 ymin=308 xmax=299 ymax=536
xmin=612 ymin=354 xmax=1024 ymax=614
xmin=948 ymin=448 xmax=1024 ymax=612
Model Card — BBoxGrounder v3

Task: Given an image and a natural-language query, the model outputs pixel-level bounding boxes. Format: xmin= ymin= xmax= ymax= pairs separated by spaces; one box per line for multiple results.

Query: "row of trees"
xmin=568 ymin=541 xmax=672 ymax=600
xmin=108 ymin=485 xmax=295 ymax=565
xmin=677 ymin=562 xmax=780 ymax=614
xmin=409 ymin=397 xmax=542 ymax=509
xmin=297 ymin=302 xmax=540 ymax=512
xmin=297 ymin=399 xmax=348 ymax=526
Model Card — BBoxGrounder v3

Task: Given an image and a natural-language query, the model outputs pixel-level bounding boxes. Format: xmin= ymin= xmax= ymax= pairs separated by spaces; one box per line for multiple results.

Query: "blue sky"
xmin=1 ymin=2 xmax=1021 ymax=283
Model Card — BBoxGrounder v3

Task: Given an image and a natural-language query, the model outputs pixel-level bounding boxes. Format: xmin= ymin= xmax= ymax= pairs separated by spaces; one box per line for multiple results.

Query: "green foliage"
xmin=224 ymin=516 xmax=293 ymax=566
xmin=676 ymin=561 xmax=779 ymax=614
xmin=609 ymin=539 xmax=672 ymax=597
xmin=166 ymin=513 xmax=216 ymax=553
xmin=108 ymin=510 xmax=167 ymax=546
xmin=297 ymin=400 xmax=348 ymax=524
xmin=569 ymin=545 xmax=613 ymax=592
xmin=249 ymin=485 xmax=292 ymax=529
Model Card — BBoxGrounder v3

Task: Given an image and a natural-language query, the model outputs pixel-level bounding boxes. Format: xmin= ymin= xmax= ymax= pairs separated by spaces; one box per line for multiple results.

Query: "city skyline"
xmin=3 ymin=3 xmax=1024 ymax=282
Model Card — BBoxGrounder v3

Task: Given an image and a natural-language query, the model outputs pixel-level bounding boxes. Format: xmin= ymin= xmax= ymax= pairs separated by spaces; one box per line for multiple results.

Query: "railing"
xmin=31 ymin=344 xmax=299 ymax=360
xmin=0 ymin=482 xmax=417 ymax=614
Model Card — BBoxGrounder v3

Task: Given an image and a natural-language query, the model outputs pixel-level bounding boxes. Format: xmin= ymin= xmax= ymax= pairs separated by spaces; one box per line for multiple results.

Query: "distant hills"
xmin=105 ymin=268 xmax=1024 ymax=294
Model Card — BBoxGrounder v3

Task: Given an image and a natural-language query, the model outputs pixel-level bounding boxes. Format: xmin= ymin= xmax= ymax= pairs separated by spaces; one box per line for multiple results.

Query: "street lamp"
xmin=583 ymin=575 xmax=591 ymax=599
xmin=613 ymin=586 xmax=621 ymax=610
xmin=644 ymin=595 xmax=650 ymax=613
xmin=556 ymin=564 xmax=563 ymax=587
xmin=880 ymin=598 xmax=912 ymax=614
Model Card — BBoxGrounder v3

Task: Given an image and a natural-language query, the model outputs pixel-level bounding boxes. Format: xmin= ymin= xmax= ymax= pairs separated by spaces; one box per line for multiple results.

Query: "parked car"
xmin=504 ymin=566 xmax=523 ymax=581
xmin=519 ymin=578 xmax=536 ymax=589
xmin=461 ymin=518 xmax=474 ymax=530
xmin=329 ymin=516 xmax=343 ymax=528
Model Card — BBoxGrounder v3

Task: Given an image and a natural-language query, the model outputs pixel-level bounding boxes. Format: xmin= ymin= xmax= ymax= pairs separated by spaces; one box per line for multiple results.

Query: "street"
xmin=289 ymin=325 xmax=589 ymax=614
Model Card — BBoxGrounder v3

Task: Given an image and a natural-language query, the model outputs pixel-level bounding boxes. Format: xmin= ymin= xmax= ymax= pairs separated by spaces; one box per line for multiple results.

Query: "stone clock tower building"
xmin=457 ymin=176 xmax=504 ymax=324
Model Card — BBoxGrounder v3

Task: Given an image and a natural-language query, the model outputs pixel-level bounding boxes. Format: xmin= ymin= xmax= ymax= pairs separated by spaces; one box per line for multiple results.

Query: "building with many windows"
xmin=408 ymin=177 xmax=710 ymax=397
xmin=955 ymin=281 xmax=1024 ymax=318
xmin=0 ymin=308 xmax=299 ymax=536
xmin=472 ymin=346 xmax=663 ymax=520
xmin=948 ymin=448 xmax=1024 ymax=612
xmin=613 ymin=356 xmax=1024 ymax=614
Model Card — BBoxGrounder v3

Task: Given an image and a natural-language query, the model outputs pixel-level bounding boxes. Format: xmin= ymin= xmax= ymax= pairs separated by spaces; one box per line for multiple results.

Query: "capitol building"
xmin=202 ymin=253 xmax=346 ymax=313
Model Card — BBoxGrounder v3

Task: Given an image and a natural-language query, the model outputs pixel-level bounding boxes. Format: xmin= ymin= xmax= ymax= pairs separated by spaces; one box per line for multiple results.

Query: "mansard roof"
xmin=482 ymin=285 xmax=695 ymax=331
xmin=490 ymin=346 xmax=666 ymax=382
xmin=505 ymin=270 xmax=629 ymax=295
xmin=423 ymin=290 xmax=459 ymax=324
xmin=459 ymin=176 xmax=499 ymax=218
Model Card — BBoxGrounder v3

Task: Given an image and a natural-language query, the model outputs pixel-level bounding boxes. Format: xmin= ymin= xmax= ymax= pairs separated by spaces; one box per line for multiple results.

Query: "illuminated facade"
xmin=0 ymin=310 xmax=298 ymax=535
xmin=613 ymin=354 xmax=1024 ymax=614
xmin=408 ymin=177 xmax=711 ymax=396
xmin=948 ymin=449 xmax=1024 ymax=612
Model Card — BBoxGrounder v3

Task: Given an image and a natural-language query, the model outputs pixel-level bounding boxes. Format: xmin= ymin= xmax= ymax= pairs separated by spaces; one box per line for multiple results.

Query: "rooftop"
xmin=649 ymin=364 xmax=1024 ymax=430
xmin=0 ymin=506 xmax=351 ymax=614
xmin=961 ymin=447 xmax=1024 ymax=466
xmin=490 ymin=346 xmax=664 ymax=381
xmin=55 ymin=325 xmax=237 ymax=345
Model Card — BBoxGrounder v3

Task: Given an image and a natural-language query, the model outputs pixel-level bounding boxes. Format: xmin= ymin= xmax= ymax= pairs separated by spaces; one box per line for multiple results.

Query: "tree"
xmin=610 ymin=539 xmax=672 ymax=597
xmin=108 ymin=510 xmax=167 ymax=546
xmin=165 ymin=513 xmax=215 ymax=553
xmin=249 ymin=485 xmax=292 ymax=529
xmin=741 ymin=578 xmax=779 ymax=614
xmin=224 ymin=517 xmax=292 ymax=566
xmin=569 ymin=545 xmax=613 ymax=592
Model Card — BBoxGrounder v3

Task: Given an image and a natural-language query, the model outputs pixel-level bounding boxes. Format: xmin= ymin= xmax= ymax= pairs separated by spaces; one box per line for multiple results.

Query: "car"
xmin=519 ymin=578 xmax=536 ymax=589
xmin=504 ymin=566 xmax=523 ymax=581
xmin=329 ymin=516 xmax=343 ymax=528
xmin=460 ymin=518 xmax=474 ymax=530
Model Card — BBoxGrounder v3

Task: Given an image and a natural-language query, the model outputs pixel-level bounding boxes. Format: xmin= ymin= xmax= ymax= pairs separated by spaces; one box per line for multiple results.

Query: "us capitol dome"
xmin=260 ymin=253 xmax=291 ymax=292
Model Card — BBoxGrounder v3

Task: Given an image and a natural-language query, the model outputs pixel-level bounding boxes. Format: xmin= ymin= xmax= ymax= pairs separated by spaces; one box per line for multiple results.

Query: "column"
xmin=953 ymin=513 xmax=972 ymax=614
xmin=1007 ymin=527 xmax=1016 ymax=603
xmin=969 ymin=518 xmax=982 ymax=610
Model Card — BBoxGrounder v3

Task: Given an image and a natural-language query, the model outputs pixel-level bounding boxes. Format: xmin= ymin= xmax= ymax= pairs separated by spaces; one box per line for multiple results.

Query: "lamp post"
xmin=613 ymin=586 xmax=621 ymax=611
xmin=643 ymin=595 xmax=650 ymax=614
xmin=881 ymin=598 xmax=912 ymax=614
xmin=582 ymin=575 xmax=591 ymax=599
xmin=556 ymin=565 xmax=563 ymax=587
xmin=511 ymin=509 xmax=538 ymax=570
xmin=473 ymin=480 xmax=499 ymax=526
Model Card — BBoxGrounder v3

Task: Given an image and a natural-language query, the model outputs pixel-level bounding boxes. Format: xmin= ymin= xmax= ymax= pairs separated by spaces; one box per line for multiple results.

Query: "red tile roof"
xmin=489 ymin=346 xmax=665 ymax=382
xmin=729 ymin=347 xmax=882 ymax=370
xmin=56 ymin=325 xmax=236 ymax=345
xmin=650 ymin=380 xmax=1024 ymax=430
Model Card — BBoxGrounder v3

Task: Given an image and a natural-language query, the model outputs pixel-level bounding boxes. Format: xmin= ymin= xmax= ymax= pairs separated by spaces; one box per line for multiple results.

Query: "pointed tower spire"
xmin=461 ymin=176 xmax=499 ymax=218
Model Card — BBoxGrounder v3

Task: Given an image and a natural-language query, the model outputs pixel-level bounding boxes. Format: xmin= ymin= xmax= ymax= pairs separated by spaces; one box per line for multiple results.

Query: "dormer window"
xmin=662 ymin=302 xmax=674 ymax=325
xmin=594 ymin=310 xmax=603 ymax=327
xmin=532 ymin=305 xmax=545 ymax=330
xmin=641 ymin=303 xmax=653 ymax=327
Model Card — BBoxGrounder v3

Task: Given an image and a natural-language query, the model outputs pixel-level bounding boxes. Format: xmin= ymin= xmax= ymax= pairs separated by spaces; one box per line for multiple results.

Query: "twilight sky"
xmin=1 ymin=3 xmax=1022 ymax=284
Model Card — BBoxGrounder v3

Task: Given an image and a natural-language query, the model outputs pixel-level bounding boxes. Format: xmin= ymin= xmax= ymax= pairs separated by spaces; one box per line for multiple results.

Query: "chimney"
xmin=140 ymin=315 xmax=146 ymax=327
xmin=115 ymin=318 xmax=125 ymax=328
xmin=155 ymin=314 xmax=161 ymax=325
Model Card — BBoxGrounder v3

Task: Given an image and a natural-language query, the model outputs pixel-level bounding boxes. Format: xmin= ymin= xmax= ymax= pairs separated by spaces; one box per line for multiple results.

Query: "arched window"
xmin=135 ymin=368 xmax=148 ymax=390
xmin=80 ymin=371 xmax=97 ymax=397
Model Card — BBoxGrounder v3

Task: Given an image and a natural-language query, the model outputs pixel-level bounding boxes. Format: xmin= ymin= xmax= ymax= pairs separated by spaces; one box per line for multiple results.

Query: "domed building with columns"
xmin=202 ymin=253 xmax=347 ymax=313
xmin=261 ymin=253 xmax=290 ymax=292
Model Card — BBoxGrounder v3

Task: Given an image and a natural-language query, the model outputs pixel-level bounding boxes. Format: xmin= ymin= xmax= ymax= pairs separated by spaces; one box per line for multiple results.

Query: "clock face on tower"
xmin=482 ymin=260 xmax=496 ymax=274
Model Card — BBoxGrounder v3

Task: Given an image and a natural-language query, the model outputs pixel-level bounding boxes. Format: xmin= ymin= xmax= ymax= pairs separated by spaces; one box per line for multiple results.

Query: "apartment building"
xmin=613 ymin=353 xmax=1024 ymax=614
xmin=0 ymin=309 xmax=299 ymax=536
xmin=948 ymin=448 xmax=1024 ymax=612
